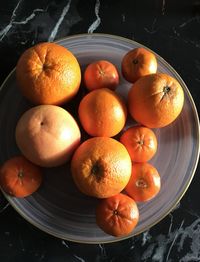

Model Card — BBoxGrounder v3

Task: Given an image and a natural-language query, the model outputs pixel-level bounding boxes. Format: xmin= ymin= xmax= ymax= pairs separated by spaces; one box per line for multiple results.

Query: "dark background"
xmin=0 ymin=0 xmax=200 ymax=261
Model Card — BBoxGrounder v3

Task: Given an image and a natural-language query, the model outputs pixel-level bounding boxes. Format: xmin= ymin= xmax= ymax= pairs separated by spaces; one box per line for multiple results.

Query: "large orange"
xmin=128 ymin=73 xmax=184 ymax=128
xmin=78 ymin=88 xmax=127 ymax=137
xmin=96 ymin=193 xmax=139 ymax=237
xmin=15 ymin=105 xmax=81 ymax=167
xmin=71 ymin=137 xmax=132 ymax=198
xmin=0 ymin=156 xmax=42 ymax=198
xmin=16 ymin=42 xmax=81 ymax=105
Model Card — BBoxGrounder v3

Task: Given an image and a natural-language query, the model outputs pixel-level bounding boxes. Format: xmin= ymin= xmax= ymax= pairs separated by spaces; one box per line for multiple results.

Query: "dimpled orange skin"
xmin=121 ymin=47 xmax=157 ymax=83
xmin=0 ymin=156 xmax=42 ymax=198
xmin=125 ymin=162 xmax=161 ymax=202
xmin=78 ymin=88 xmax=127 ymax=137
xmin=71 ymin=137 xmax=132 ymax=199
xmin=95 ymin=193 xmax=139 ymax=237
xmin=120 ymin=126 xmax=157 ymax=162
xmin=128 ymin=73 xmax=184 ymax=128
xmin=16 ymin=42 xmax=81 ymax=105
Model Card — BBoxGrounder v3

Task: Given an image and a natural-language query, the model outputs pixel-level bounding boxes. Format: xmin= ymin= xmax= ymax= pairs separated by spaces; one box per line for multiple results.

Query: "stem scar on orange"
xmin=120 ymin=126 xmax=157 ymax=162
xmin=95 ymin=193 xmax=139 ymax=237
xmin=84 ymin=60 xmax=119 ymax=91
xmin=0 ymin=156 xmax=42 ymax=198
xmin=121 ymin=47 xmax=157 ymax=83
xmin=71 ymin=137 xmax=132 ymax=199
xmin=125 ymin=162 xmax=161 ymax=202
xmin=128 ymin=73 xmax=184 ymax=128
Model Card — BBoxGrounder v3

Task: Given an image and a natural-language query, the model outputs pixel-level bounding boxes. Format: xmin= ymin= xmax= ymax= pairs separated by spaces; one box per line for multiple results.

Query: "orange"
xmin=71 ymin=137 xmax=132 ymax=198
xmin=16 ymin=42 xmax=81 ymax=105
xmin=78 ymin=88 xmax=127 ymax=137
xmin=96 ymin=193 xmax=139 ymax=237
xmin=125 ymin=162 xmax=161 ymax=202
xmin=128 ymin=73 xmax=184 ymax=128
xmin=121 ymin=47 xmax=157 ymax=83
xmin=15 ymin=105 xmax=81 ymax=167
xmin=120 ymin=126 xmax=157 ymax=162
xmin=0 ymin=156 xmax=42 ymax=198
xmin=84 ymin=60 xmax=119 ymax=91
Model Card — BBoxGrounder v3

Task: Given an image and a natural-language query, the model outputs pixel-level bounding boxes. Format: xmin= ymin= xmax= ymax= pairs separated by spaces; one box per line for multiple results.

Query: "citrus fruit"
xmin=120 ymin=126 xmax=157 ymax=162
xmin=71 ymin=137 xmax=132 ymax=198
xmin=125 ymin=162 xmax=161 ymax=202
xmin=121 ymin=47 xmax=157 ymax=83
xmin=0 ymin=156 xmax=42 ymax=198
xmin=78 ymin=88 xmax=127 ymax=137
xmin=16 ymin=42 xmax=81 ymax=105
xmin=96 ymin=193 xmax=139 ymax=236
xmin=128 ymin=73 xmax=184 ymax=128
xmin=84 ymin=60 xmax=119 ymax=91
xmin=15 ymin=105 xmax=81 ymax=167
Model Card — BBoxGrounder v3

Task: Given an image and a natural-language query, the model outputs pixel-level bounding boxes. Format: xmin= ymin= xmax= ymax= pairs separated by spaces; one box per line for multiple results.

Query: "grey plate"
xmin=0 ymin=34 xmax=199 ymax=244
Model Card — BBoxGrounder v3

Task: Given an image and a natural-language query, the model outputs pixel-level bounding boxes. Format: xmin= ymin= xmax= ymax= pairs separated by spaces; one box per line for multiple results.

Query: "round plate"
xmin=0 ymin=34 xmax=199 ymax=244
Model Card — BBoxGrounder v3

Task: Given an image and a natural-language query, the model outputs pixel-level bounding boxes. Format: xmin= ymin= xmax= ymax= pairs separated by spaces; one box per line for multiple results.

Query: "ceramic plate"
xmin=0 ymin=34 xmax=199 ymax=244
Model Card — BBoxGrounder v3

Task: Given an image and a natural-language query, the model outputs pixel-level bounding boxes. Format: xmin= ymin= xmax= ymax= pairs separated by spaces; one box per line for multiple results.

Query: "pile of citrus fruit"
xmin=0 ymin=42 xmax=184 ymax=237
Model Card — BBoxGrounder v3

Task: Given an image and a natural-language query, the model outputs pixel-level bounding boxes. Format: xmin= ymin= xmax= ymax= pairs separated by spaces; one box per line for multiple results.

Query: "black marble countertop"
xmin=0 ymin=1 xmax=200 ymax=261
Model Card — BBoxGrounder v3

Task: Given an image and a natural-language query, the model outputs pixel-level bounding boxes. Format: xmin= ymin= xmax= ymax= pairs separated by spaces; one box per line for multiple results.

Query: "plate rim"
xmin=0 ymin=33 xmax=199 ymax=244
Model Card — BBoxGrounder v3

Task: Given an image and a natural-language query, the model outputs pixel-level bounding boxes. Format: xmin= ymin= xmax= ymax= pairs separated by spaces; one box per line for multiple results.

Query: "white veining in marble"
xmin=144 ymin=18 xmax=158 ymax=34
xmin=19 ymin=234 xmax=25 ymax=252
xmin=162 ymin=0 xmax=166 ymax=15
xmin=179 ymin=17 xmax=199 ymax=28
xmin=122 ymin=14 xmax=126 ymax=22
xmin=61 ymin=240 xmax=85 ymax=261
xmin=172 ymin=26 xmax=180 ymax=37
xmin=98 ymin=244 xmax=107 ymax=258
xmin=142 ymin=218 xmax=184 ymax=262
xmin=88 ymin=0 xmax=101 ymax=33
xmin=0 ymin=202 xmax=10 ymax=213
xmin=61 ymin=240 xmax=69 ymax=248
xmin=73 ymin=254 xmax=86 ymax=262
xmin=141 ymin=211 xmax=200 ymax=262
xmin=168 ymin=34 xmax=200 ymax=49
xmin=0 ymin=0 xmax=22 ymax=41
xmin=48 ymin=0 xmax=72 ymax=42
xmin=179 ymin=218 xmax=200 ymax=262
xmin=0 ymin=1 xmax=47 ymax=41
xmin=14 ymin=9 xmax=46 ymax=25
xmin=142 ymin=231 xmax=151 ymax=246
xmin=165 ymin=220 xmax=184 ymax=261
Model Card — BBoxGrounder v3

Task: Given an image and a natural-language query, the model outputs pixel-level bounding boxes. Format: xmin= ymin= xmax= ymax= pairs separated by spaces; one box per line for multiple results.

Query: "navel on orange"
xmin=16 ymin=42 xmax=81 ymax=105
xmin=71 ymin=137 xmax=132 ymax=198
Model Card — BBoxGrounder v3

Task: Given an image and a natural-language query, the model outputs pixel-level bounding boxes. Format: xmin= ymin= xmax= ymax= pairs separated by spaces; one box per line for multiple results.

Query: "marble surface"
xmin=0 ymin=0 xmax=200 ymax=261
